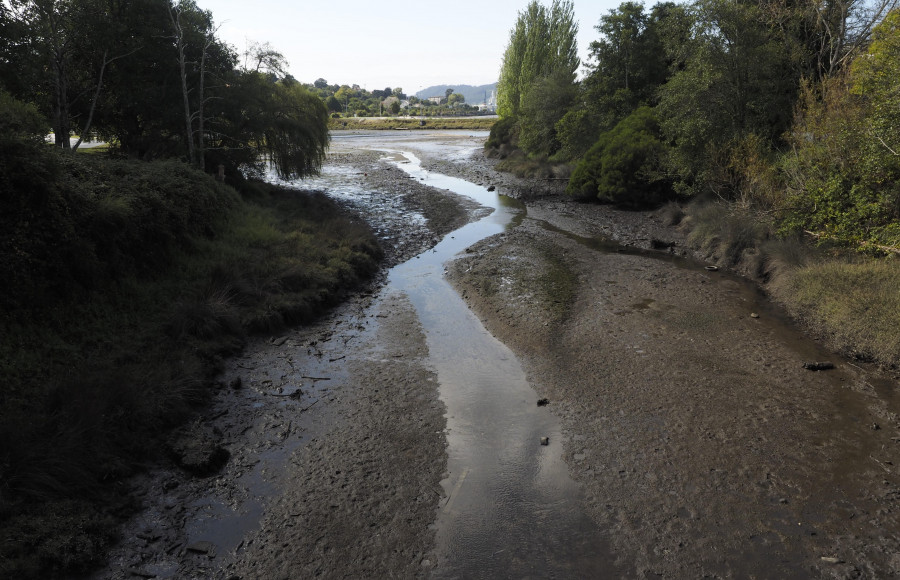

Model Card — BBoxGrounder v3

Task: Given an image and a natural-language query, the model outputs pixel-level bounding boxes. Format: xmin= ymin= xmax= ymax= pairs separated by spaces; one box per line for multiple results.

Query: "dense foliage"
xmin=306 ymin=81 xmax=494 ymax=118
xmin=566 ymin=106 xmax=668 ymax=207
xmin=0 ymin=0 xmax=329 ymax=179
xmin=492 ymin=0 xmax=900 ymax=247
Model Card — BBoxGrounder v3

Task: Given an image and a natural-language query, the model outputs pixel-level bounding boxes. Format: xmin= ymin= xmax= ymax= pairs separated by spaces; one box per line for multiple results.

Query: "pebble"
xmin=540 ymin=437 xmax=549 ymax=446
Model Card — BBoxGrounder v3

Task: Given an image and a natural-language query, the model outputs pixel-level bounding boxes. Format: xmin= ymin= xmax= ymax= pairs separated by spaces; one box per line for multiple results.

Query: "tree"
xmin=496 ymin=0 xmax=579 ymax=119
xmin=556 ymin=1 xmax=679 ymax=160
xmin=494 ymin=0 xmax=579 ymax=157
xmin=657 ymin=0 xmax=797 ymax=196
xmin=779 ymin=8 xmax=900 ymax=247
xmin=314 ymin=77 xmax=328 ymax=89
xmin=325 ymin=95 xmax=342 ymax=113
xmin=518 ymin=69 xmax=577 ymax=156
xmin=567 ymin=106 xmax=669 ymax=207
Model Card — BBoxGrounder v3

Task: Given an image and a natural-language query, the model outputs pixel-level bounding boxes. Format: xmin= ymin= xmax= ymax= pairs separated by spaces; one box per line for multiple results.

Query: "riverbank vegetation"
xmin=0 ymin=0 xmax=382 ymax=575
xmin=329 ymin=116 xmax=496 ymax=131
xmin=308 ymin=80 xmax=496 ymax=118
xmin=0 ymin=105 xmax=381 ymax=577
xmin=491 ymin=0 xmax=900 ymax=369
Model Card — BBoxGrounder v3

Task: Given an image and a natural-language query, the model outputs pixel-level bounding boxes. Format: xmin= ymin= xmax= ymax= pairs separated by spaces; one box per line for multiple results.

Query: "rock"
xmin=167 ymin=424 xmax=230 ymax=476
xmin=128 ymin=568 xmax=158 ymax=578
xmin=487 ymin=185 xmax=496 ymax=192
xmin=230 ymin=376 xmax=243 ymax=390
xmin=705 ymin=265 xmax=719 ymax=271
xmin=271 ymin=336 xmax=289 ymax=346
xmin=650 ymin=239 xmax=676 ymax=250
xmin=802 ymin=362 xmax=835 ymax=371
xmin=537 ymin=398 xmax=550 ymax=407
xmin=187 ymin=540 xmax=217 ymax=556
xmin=820 ymin=556 xmax=842 ymax=564
xmin=750 ymin=313 xmax=760 ymax=319
xmin=540 ymin=437 xmax=550 ymax=446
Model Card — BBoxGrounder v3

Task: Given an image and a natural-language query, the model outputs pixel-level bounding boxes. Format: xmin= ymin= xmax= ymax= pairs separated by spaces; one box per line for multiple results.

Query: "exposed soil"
xmin=94 ymin=135 xmax=900 ymax=579
xmin=92 ymin=146 xmax=474 ymax=580
xmin=443 ymin=151 xmax=900 ymax=577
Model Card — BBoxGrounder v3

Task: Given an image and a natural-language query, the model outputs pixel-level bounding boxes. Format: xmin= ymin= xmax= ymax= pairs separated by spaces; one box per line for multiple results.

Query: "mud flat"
xmin=94 ymin=133 xmax=900 ymax=579
xmin=92 ymin=142 xmax=476 ymax=580
xmin=444 ymin=154 xmax=900 ymax=577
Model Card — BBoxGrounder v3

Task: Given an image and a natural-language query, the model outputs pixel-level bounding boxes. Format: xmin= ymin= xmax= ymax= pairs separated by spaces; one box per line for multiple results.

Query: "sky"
xmin=195 ymin=0 xmax=622 ymax=95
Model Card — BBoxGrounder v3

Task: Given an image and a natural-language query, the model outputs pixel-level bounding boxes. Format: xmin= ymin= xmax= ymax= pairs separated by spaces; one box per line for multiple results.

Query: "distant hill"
xmin=416 ymin=83 xmax=497 ymax=105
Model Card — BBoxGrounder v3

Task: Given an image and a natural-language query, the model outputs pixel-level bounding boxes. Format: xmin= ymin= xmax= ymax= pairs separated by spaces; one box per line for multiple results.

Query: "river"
xmin=95 ymin=130 xmax=900 ymax=579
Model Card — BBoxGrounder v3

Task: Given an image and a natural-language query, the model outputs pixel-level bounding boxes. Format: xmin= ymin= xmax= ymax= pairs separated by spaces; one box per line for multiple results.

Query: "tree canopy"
xmin=1 ymin=0 xmax=329 ymax=180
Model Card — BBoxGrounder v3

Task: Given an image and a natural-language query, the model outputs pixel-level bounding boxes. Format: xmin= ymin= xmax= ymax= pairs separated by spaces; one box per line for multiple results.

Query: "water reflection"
xmin=383 ymin=150 xmax=616 ymax=578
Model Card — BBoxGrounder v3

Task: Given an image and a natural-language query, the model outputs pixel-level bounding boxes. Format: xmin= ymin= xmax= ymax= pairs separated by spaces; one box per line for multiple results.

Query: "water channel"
xmin=303 ymin=132 xmax=617 ymax=575
xmin=382 ymin=151 xmax=616 ymax=577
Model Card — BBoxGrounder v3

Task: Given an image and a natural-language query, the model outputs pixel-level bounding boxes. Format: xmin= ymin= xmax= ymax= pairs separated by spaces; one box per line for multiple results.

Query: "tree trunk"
xmin=53 ymin=47 xmax=71 ymax=149
xmin=170 ymin=5 xmax=196 ymax=166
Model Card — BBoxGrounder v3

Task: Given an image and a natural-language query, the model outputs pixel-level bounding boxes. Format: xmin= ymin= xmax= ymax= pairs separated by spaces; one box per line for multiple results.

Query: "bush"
xmin=566 ymin=106 xmax=670 ymax=207
xmin=485 ymin=116 xmax=519 ymax=158
xmin=0 ymin=90 xmax=48 ymax=144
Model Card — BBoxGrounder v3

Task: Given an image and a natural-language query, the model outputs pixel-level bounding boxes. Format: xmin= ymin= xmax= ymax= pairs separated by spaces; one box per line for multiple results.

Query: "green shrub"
xmin=566 ymin=106 xmax=670 ymax=207
xmin=0 ymin=90 xmax=48 ymax=144
xmin=485 ymin=116 xmax=519 ymax=158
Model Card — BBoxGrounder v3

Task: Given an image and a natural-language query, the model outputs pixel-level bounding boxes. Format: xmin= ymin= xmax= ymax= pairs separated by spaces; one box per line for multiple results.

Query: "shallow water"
xmin=377 ymin=149 xmax=617 ymax=576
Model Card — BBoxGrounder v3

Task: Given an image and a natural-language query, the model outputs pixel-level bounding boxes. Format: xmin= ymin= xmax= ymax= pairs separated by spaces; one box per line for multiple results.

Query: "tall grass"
xmin=680 ymin=197 xmax=900 ymax=369
xmin=772 ymin=258 xmax=900 ymax=366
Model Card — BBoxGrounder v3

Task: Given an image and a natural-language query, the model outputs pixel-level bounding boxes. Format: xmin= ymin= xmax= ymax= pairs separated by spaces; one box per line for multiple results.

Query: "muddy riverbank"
xmin=442 ymin=154 xmax=900 ymax=577
xmin=94 ymin=132 xmax=900 ymax=579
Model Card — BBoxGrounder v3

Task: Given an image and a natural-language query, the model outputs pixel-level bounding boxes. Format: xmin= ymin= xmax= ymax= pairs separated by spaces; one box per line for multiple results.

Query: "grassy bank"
xmin=679 ymin=201 xmax=900 ymax=370
xmin=0 ymin=150 xmax=381 ymax=577
xmin=328 ymin=116 xmax=496 ymax=131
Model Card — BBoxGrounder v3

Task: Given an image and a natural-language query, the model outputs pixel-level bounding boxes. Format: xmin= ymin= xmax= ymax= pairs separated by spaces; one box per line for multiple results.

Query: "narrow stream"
xmin=384 ymin=152 xmax=617 ymax=577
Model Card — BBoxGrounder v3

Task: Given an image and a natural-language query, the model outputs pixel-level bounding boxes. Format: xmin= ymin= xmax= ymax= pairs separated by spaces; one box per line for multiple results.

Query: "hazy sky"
xmin=195 ymin=0 xmax=623 ymax=95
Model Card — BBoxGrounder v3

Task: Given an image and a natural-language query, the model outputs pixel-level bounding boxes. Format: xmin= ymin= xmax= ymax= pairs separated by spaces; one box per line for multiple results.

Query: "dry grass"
xmin=772 ymin=257 xmax=900 ymax=366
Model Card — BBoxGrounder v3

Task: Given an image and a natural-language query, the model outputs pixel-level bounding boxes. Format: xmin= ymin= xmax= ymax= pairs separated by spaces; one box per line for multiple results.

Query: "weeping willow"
xmin=259 ymin=83 xmax=330 ymax=180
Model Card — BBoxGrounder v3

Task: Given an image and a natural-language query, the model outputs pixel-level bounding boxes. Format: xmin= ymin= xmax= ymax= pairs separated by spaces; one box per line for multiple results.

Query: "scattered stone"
xmin=537 ymin=398 xmax=550 ymax=406
xmin=187 ymin=540 xmax=217 ymax=556
xmin=271 ymin=336 xmax=289 ymax=346
xmin=803 ymin=362 xmax=835 ymax=371
xmin=820 ymin=556 xmax=842 ymax=564
xmin=750 ymin=313 xmax=760 ymax=319
xmin=705 ymin=265 xmax=719 ymax=271
xmin=540 ymin=436 xmax=550 ymax=446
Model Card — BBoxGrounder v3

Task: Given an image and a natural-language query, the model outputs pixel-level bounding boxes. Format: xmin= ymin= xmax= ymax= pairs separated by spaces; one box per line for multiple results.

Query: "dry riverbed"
xmin=95 ymin=136 xmax=900 ymax=579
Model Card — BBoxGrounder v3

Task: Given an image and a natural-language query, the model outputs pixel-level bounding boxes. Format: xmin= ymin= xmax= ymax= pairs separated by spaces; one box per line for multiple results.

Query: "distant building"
xmin=427 ymin=96 xmax=443 ymax=104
